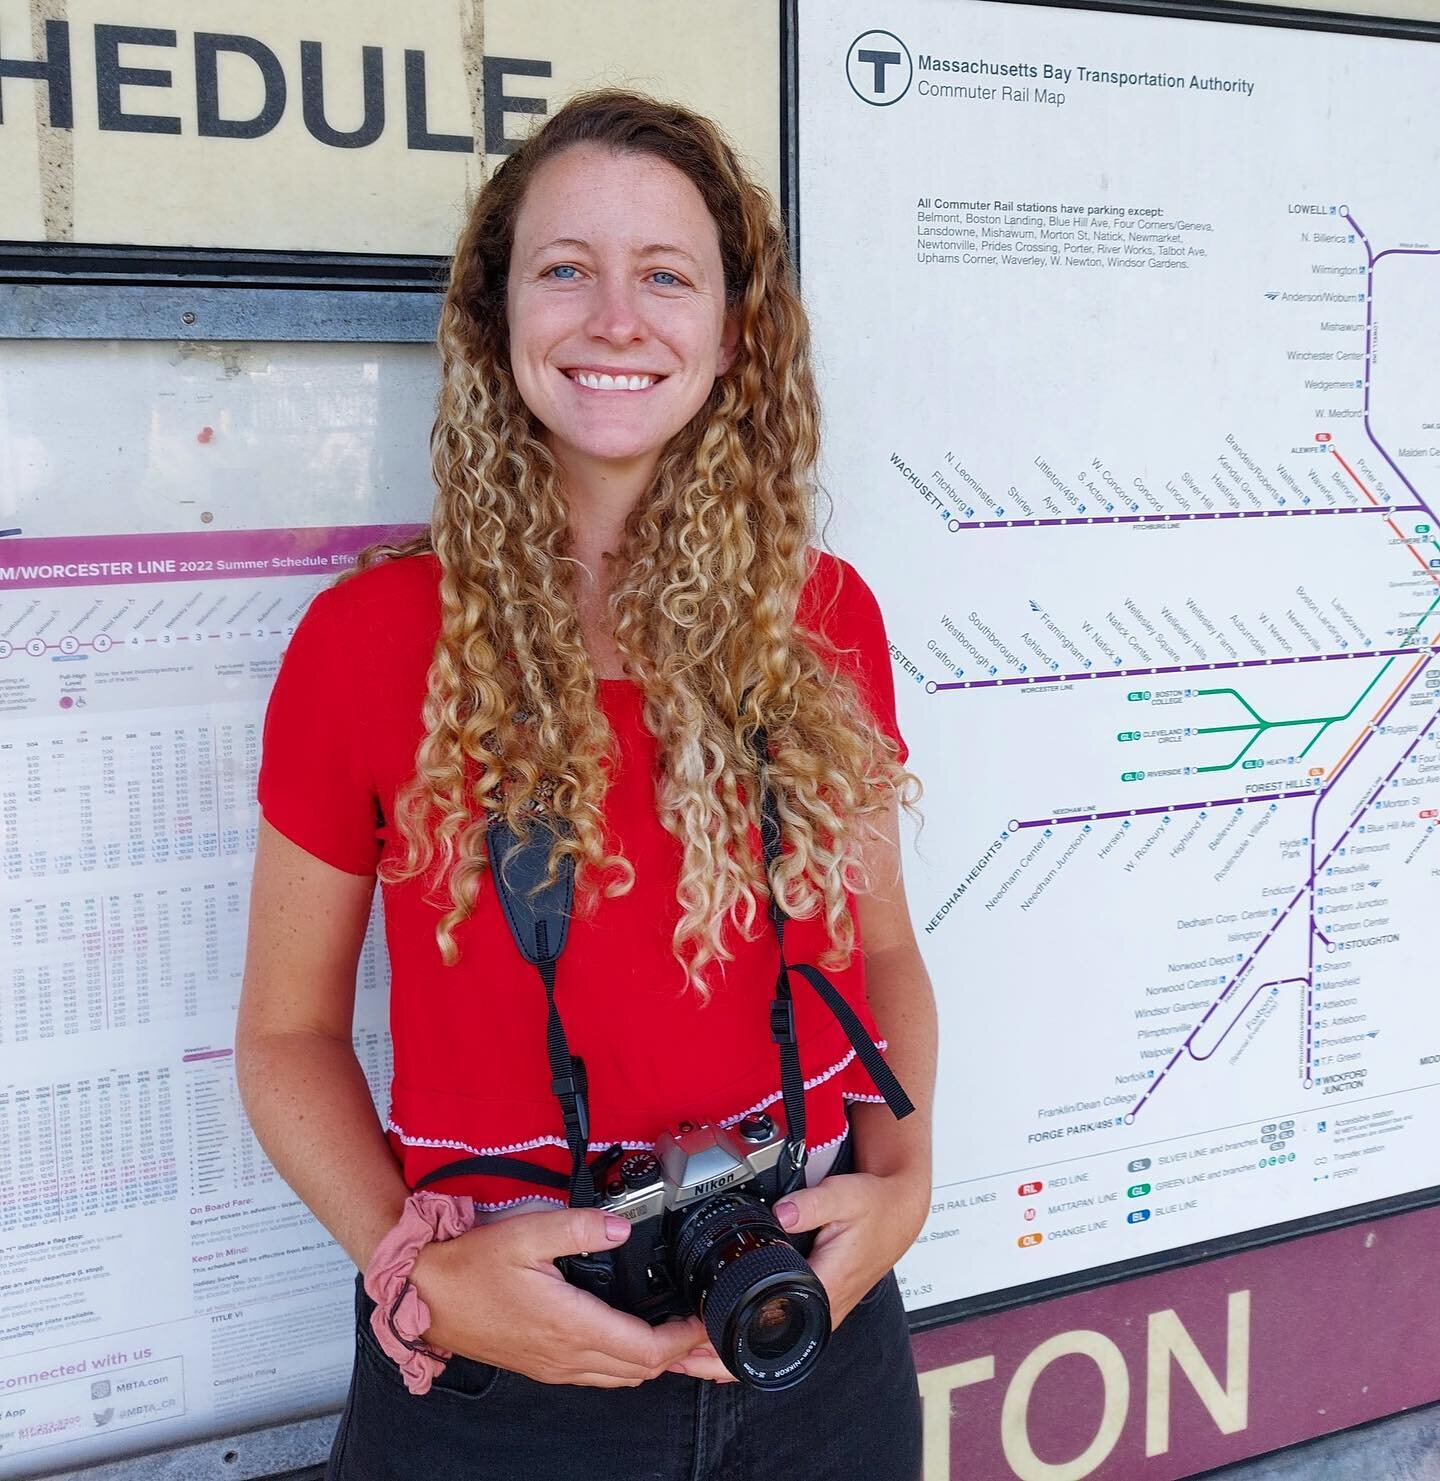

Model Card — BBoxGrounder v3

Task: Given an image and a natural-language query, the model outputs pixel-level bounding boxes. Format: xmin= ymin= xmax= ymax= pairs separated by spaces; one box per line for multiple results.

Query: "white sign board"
xmin=800 ymin=0 xmax=1440 ymax=1311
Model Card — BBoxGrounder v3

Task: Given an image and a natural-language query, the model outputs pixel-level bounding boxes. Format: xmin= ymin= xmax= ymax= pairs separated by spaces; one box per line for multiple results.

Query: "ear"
xmin=716 ymin=307 xmax=742 ymax=377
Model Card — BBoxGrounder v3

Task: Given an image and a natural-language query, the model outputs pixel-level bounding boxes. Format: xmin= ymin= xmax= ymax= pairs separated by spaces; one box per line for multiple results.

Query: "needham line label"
xmin=912 ymin=55 xmax=1256 ymax=106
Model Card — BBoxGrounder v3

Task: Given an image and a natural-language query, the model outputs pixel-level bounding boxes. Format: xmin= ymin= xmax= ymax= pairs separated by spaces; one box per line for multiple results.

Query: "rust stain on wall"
xmin=31 ymin=0 xmax=73 ymax=241
xmin=460 ymin=0 xmax=486 ymax=203
xmin=172 ymin=342 xmax=273 ymax=379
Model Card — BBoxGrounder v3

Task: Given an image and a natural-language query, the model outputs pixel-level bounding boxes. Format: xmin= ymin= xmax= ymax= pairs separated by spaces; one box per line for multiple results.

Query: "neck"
xmin=547 ymin=436 xmax=659 ymax=571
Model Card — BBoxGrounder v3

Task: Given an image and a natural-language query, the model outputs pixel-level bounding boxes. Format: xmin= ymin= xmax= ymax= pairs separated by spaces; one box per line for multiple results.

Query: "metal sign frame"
xmin=9 ymin=1 xmax=1438 ymax=1473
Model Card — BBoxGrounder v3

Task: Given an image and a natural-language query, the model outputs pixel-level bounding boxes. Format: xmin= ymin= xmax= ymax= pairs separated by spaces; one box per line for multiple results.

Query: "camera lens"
xmin=748 ymin=1292 xmax=806 ymax=1359
xmin=672 ymin=1194 xmax=830 ymax=1390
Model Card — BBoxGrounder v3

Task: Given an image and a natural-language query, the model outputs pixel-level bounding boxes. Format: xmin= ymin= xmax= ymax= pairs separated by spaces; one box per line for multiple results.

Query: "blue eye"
xmin=651 ymin=270 xmax=680 ymax=286
xmin=546 ymin=264 xmax=579 ymax=281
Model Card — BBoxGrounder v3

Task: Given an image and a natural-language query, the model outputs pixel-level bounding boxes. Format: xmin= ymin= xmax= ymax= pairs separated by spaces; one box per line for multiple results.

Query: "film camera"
xmin=560 ymin=1110 xmax=831 ymax=1390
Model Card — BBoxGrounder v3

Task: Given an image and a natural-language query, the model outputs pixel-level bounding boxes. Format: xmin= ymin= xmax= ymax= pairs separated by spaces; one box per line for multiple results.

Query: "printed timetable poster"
xmin=800 ymin=0 xmax=1440 ymax=1313
xmin=0 ymin=341 xmax=433 ymax=1475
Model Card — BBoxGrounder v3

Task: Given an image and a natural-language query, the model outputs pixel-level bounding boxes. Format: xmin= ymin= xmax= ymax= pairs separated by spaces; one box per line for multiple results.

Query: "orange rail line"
xmin=1313 ymin=448 xmax=1439 ymax=780
xmin=1330 ymin=447 xmax=1440 ymax=587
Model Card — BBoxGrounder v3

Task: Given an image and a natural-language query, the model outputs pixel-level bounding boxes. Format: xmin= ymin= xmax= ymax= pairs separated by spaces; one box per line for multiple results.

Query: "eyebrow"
xmin=532 ymin=237 xmax=703 ymax=266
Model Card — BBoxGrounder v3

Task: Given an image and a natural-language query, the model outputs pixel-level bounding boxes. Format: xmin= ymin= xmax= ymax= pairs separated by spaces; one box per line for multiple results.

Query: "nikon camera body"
xmin=558 ymin=1111 xmax=832 ymax=1390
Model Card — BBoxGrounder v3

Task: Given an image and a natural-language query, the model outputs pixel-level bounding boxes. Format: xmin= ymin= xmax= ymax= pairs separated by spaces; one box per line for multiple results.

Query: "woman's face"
xmin=506 ymin=143 xmax=739 ymax=480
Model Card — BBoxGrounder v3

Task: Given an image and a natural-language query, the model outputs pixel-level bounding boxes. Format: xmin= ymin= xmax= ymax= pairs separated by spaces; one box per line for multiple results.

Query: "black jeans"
xmin=325 ymin=1264 xmax=922 ymax=1480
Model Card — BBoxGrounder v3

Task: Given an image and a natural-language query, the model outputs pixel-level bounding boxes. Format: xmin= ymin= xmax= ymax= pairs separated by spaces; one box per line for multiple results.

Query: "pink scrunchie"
xmin=363 ymin=1191 xmax=476 ymax=1395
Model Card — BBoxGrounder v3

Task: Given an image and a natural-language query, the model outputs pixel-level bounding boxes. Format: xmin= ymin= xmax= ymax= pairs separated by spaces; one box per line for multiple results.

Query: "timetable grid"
xmin=0 ymin=1068 xmax=178 ymax=1232
xmin=3 ymin=880 xmax=388 ymax=1045
xmin=1 ymin=718 xmax=262 ymax=880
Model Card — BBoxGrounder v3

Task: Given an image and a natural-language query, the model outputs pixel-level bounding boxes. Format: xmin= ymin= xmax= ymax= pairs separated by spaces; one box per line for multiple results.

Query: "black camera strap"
xmin=749 ymin=723 xmax=914 ymax=1195
xmin=753 ymin=721 xmax=807 ymax=1192
xmin=415 ymin=814 xmax=598 ymax=1206
xmin=415 ymin=714 xmax=913 ymax=1208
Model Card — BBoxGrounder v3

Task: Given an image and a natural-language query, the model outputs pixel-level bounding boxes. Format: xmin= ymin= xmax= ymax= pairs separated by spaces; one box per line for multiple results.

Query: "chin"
xmin=561 ymin=427 xmax=677 ymax=465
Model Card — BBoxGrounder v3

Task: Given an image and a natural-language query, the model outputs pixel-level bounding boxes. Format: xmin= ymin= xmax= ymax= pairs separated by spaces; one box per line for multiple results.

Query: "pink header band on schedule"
xmin=0 ymin=524 xmax=427 ymax=591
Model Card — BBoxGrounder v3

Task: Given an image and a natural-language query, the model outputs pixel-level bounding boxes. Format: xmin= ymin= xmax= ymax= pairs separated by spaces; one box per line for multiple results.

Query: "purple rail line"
xmin=1131 ymin=976 xmax=1303 ymax=1117
xmin=1193 ymin=977 xmax=1310 ymax=1063
xmin=949 ymin=505 xmax=1420 ymax=531
xmin=1307 ymin=790 xmax=1323 ymax=1081
xmin=1312 ymin=676 xmax=1440 ymax=876
xmin=1345 ymin=209 xmax=1440 ymax=525
xmin=1016 ymin=790 xmax=1315 ymax=831
xmin=1129 ymin=672 xmax=1440 ymax=1118
xmin=935 ymin=643 xmax=1427 ymax=693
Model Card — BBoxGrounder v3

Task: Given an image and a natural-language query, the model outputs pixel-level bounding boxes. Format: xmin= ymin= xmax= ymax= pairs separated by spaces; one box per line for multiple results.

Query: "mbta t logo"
xmin=845 ymin=29 xmax=913 ymax=105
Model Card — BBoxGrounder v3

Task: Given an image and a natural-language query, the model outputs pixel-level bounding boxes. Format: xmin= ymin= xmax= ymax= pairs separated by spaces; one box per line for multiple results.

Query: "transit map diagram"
xmin=801 ymin=0 xmax=1440 ymax=1306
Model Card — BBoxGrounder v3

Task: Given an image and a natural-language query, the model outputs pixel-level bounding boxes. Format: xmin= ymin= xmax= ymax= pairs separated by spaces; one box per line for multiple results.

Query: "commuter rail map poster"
xmin=800 ymin=1 xmax=1440 ymax=1310
xmin=0 ymin=342 xmax=432 ymax=1474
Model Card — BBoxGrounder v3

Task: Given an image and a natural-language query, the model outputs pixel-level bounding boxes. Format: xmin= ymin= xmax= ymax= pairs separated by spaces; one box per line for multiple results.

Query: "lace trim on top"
xmin=385 ymin=1040 xmax=887 ymax=1163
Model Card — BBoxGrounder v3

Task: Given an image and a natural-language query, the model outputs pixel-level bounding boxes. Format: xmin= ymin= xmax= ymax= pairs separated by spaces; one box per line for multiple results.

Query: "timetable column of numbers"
xmin=2 ymin=879 xmax=250 ymax=1042
xmin=185 ymin=1054 xmax=281 ymax=1198
xmin=0 ymin=1068 xmax=178 ymax=1231
xmin=0 ymin=715 xmax=265 ymax=881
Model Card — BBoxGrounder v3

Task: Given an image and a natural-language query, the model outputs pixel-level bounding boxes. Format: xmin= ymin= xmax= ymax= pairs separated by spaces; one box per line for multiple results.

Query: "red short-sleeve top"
xmin=257 ymin=549 xmax=908 ymax=1211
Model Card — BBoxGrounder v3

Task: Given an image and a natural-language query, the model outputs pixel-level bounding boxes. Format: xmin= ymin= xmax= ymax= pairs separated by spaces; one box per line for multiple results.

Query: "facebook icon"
xmin=846 ymin=30 xmax=914 ymax=105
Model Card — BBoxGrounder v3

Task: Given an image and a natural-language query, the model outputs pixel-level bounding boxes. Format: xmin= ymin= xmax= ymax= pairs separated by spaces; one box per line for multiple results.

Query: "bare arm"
xmin=848 ymin=794 xmax=938 ymax=1219
xmin=237 ymin=816 xmax=706 ymax=1386
xmin=236 ymin=818 xmax=409 ymax=1270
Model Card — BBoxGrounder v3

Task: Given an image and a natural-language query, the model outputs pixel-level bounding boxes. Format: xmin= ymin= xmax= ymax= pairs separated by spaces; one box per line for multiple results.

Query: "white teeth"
xmin=571 ymin=371 xmax=656 ymax=391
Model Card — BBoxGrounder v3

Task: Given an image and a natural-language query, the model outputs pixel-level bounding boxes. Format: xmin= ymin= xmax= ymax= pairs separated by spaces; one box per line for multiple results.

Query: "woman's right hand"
xmin=409 ymin=1208 xmax=708 ymax=1388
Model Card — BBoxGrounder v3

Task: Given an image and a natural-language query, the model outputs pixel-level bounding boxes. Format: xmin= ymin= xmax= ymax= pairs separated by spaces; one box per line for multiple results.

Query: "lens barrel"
xmin=673 ymin=1194 xmax=830 ymax=1389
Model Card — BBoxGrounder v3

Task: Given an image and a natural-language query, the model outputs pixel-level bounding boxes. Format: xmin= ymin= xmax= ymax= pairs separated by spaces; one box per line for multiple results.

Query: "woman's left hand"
xmin=667 ymin=1170 xmax=929 ymax=1383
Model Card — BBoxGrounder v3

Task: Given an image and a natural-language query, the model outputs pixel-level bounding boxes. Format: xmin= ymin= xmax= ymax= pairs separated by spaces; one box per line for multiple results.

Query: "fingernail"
xmin=667 ymin=1363 xmax=689 ymax=1375
xmin=604 ymin=1215 xmax=630 ymax=1242
xmin=775 ymin=1201 xmax=798 ymax=1229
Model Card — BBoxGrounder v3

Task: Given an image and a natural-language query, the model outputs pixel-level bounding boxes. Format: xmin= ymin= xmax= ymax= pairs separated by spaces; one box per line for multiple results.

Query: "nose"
xmin=584 ymin=271 xmax=644 ymax=346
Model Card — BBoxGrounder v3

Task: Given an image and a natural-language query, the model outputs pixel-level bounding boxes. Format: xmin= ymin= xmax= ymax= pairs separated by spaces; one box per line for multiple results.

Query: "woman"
xmin=238 ymin=90 xmax=935 ymax=1480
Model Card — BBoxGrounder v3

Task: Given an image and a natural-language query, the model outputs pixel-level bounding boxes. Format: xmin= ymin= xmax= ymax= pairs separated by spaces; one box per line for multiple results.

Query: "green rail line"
xmin=1190 ymin=586 xmax=1440 ymax=774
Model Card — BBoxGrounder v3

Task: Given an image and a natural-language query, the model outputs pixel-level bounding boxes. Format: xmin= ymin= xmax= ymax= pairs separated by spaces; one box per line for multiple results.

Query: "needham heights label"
xmin=0 ymin=0 xmax=779 ymax=255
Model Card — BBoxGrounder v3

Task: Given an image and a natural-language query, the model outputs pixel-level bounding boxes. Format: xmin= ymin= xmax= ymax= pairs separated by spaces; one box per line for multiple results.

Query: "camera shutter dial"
xmin=620 ymin=1152 xmax=660 ymax=1189
xmin=737 ymin=1113 xmax=775 ymax=1144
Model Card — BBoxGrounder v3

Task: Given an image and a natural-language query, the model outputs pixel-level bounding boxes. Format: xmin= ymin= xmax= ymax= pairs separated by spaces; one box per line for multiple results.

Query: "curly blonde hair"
xmin=346 ymin=89 xmax=920 ymax=992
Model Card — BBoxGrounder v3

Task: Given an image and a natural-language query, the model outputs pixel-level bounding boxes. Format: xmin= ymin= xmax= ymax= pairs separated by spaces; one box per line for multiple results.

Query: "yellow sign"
xmin=0 ymin=0 xmax=780 ymax=254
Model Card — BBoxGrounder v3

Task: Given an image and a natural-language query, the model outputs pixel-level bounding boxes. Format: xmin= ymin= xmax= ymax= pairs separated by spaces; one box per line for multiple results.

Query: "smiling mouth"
xmin=563 ymin=369 xmax=665 ymax=392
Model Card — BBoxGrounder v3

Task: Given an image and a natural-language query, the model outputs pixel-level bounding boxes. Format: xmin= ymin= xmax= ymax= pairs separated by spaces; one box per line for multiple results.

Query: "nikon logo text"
xmin=691 ymin=1172 xmax=743 ymax=1198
